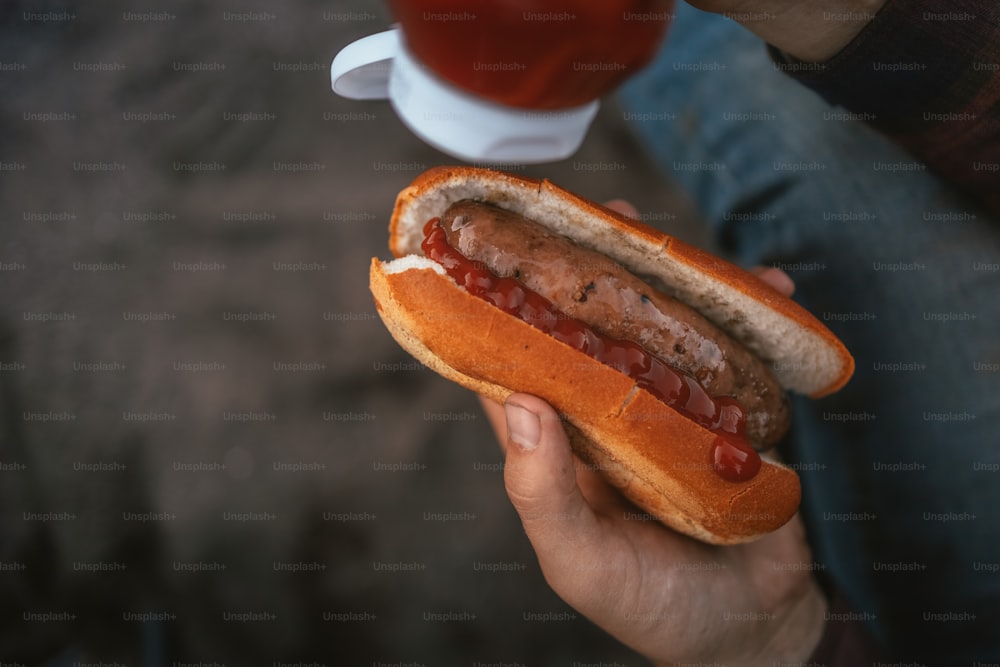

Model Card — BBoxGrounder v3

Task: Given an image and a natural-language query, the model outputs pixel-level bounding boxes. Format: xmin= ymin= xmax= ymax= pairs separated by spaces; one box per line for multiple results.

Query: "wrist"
xmin=650 ymin=578 xmax=828 ymax=667
xmin=756 ymin=576 xmax=829 ymax=665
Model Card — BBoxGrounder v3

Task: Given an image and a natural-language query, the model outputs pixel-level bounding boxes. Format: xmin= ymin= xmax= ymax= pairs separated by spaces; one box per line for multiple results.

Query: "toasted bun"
xmin=390 ymin=166 xmax=854 ymax=397
xmin=372 ymin=166 xmax=854 ymax=544
xmin=370 ymin=256 xmax=800 ymax=544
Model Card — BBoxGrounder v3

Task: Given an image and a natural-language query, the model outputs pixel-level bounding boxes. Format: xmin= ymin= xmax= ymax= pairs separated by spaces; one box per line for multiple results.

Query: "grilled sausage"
xmin=440 ymin=199 xmax=789 ymax=448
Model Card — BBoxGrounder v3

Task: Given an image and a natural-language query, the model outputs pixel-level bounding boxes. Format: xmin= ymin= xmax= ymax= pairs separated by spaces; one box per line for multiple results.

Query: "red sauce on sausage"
xmin=421 ymin=217 xmax=761 ymax=482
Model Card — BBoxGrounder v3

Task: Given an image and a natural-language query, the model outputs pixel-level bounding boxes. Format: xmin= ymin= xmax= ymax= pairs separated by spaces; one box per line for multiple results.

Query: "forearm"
xmin=686 ymin=0 xmax=888 ymax=62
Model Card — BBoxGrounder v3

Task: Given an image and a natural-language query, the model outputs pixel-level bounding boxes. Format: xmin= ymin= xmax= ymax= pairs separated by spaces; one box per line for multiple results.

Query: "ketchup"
xmin=421 ymin=218 xmax=761 ymax=482
xmin=387 ymin=0 xmax=675 ymax=109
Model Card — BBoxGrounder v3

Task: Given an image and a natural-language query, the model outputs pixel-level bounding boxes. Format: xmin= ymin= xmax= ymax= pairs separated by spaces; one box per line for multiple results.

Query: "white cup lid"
xmin=330 ymin=28 xmax=598 ymax=164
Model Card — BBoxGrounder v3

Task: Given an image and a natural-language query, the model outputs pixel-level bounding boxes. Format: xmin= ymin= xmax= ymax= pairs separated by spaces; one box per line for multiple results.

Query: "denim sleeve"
xmin=617 ymin=4 xmax=1000 ymax=661
xmin=770 ymin=0 xmax=1000 ymax=215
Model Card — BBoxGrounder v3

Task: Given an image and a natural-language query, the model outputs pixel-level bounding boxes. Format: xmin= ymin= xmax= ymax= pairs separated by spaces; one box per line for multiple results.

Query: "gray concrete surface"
xmin=1 ymin=1 xmax=710 ymax=664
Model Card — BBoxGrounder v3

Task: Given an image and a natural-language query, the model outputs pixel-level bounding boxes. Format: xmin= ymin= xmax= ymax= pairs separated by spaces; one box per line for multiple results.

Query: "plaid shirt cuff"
xmin=769 ymin=0 xmax=1000 ymax=214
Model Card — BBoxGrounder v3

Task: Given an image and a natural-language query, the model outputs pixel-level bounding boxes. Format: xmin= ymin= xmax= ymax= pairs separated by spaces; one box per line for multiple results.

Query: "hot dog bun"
xmin=370 ymin=166 xmax=855 ymax=544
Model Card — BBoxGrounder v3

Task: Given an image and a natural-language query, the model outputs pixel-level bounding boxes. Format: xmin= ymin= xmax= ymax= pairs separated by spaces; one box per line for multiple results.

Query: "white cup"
xmin=331 ymin=28 xmax=599 ymax=164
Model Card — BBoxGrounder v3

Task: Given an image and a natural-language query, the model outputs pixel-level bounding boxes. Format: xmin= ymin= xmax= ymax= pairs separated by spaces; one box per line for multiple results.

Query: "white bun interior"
xmin=391 ymin=168 xmax=854 ymax=397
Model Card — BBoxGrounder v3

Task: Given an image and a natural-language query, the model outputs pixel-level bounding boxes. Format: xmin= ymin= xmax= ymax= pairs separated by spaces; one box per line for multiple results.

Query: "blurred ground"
xmin=0 ymin=1 xmax=710 ymax=664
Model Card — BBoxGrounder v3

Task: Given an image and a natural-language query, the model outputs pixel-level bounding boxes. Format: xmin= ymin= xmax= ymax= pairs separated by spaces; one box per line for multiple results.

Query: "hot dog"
xmin=369 ymin=166 xmax=855 ymax=544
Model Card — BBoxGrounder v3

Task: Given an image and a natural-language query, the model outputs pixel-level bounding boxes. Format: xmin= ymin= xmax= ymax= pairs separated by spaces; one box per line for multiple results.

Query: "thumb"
xmin=502 ymin=394 xmax=604 ymax=568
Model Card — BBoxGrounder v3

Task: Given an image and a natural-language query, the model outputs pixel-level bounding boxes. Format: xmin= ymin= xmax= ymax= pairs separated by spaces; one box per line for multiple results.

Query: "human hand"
xmin=480 ymin=200 xmax=826 ymax=665
xmin=482 ymin=393 xmax=826 ymax=665
xmin=682 ymin=0 xmax=888 ymax=62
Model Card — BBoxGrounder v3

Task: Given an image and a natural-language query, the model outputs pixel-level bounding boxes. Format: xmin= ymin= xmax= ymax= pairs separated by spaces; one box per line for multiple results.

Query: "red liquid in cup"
xmin=388 ymin=0 xmax=675 ymax=109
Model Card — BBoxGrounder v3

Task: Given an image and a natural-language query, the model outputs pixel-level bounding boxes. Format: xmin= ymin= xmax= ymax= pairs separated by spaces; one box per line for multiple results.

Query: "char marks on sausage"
xmin=439 ymin=199 xmax=789 ymax=449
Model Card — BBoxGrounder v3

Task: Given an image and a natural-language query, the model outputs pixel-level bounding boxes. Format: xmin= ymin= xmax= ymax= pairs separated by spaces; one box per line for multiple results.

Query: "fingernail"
xmin=505 ymin=401 xmax=540 ymax=451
